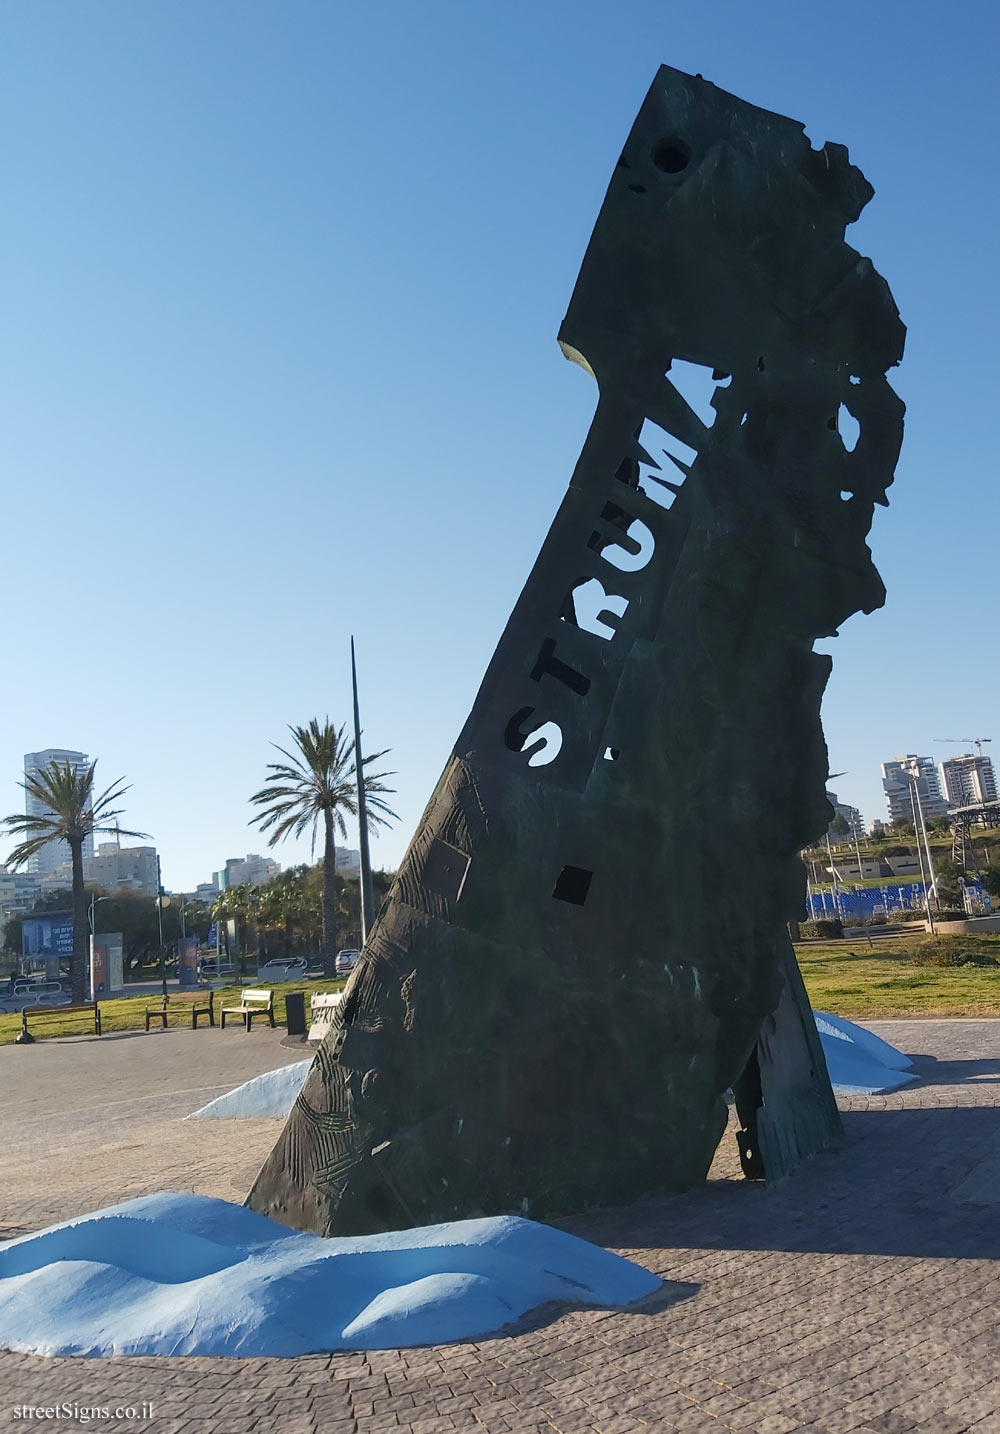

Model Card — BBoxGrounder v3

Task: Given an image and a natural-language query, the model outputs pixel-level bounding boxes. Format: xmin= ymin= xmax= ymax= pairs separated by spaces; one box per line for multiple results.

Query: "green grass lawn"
xmin=5 ymin=936 xmax=1000 ymax=1042
xmin=0 ymin=977 xmax=347 ymax=1046
xmin=796 ymin=933 xmax=1000 ymax=1018
xmin=808 ymin=875 xmax=927 ymax=891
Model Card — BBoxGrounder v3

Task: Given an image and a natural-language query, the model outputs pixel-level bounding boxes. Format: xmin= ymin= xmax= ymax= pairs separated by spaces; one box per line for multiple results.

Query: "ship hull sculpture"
xmin=249 ymin=67 xmax=904 ymax=1237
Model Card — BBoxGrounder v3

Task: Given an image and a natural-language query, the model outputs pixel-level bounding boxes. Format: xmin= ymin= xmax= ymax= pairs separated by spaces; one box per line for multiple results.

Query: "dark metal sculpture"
xmin=249 ymin=66 xmax=904 ymax=1237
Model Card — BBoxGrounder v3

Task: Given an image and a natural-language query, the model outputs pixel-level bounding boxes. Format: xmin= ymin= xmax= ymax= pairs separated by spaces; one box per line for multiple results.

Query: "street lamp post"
xmin=88 ymin=893 xmax=110 ymax=936
xmin=88 ymin=894 xmax=111 ymax=1002
xmin=849 ymin=817 xmax=874 ymax=947
xmin=249 ymin=889 xmax=260 ymax=963
xmin=351 ymin=636 xmax=376 ymax=947
xmin=156 ymin=855 xmax=168 ymax=997
xmin=906 ymin=768 xmax=937 ymax=935
xmin=179 ymin=902 xmax=195 ymax=940
xmin=851 ymin=816 xmax=865 ymax=883
xmin=825 ymin=832 xmax=843 ymax=922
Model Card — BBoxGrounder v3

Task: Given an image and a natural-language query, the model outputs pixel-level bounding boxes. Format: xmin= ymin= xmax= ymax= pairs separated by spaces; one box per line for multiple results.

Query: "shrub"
xmin=802 ymin=918 xmax=843 ymax=939
xmin=981 ymin=866 xmax=1000 ymax=898
xmin=909 ymin=946 xmax=998 ymax=968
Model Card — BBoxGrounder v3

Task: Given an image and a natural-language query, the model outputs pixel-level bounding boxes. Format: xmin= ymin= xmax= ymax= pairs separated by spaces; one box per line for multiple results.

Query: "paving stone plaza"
xmin=2 ymin=1020 xmax=1000 ymax=1434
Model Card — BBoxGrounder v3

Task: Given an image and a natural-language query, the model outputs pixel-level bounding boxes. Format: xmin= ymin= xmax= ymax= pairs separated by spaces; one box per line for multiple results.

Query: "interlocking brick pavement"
xmin=0 ymin=1026 xmax=311 ymax=1239
xmin=2 ymin=1019 xmax=1000 ymax=1432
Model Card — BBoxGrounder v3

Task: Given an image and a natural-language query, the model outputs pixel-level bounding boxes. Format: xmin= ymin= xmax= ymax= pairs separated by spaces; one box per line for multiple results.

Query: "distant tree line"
xmin=0 ymin=713 xmax=399 ymax=991
xmin=211 ymin=863 xmax=395 ymax=961
xmin=1 ymin=862 xmax=398 ymax=971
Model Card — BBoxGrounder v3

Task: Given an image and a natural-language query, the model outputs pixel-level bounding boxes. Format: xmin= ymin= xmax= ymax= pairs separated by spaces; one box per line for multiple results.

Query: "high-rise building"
xmin=335 ymin=848 xmax=362 ymax=880
xmin=940 ymin=753 xmax=998 ymax=808
xmin=881 ymin=755 xmax=949 ymax=826
xmin=0 ymin=866 xmax=42 ymax=918
xmin=22 ymin=749 xmax=94 ymax=876
xmin=217 ymin=854 xmax=281 ymax=889
xmin=826 ymin=791 xmax=864 ymax=842
xmin=84 ymin=842 xmax=159 ymax=894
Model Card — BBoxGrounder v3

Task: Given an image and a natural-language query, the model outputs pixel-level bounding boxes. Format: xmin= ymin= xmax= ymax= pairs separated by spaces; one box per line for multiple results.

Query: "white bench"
xmin=220 ymin=988 xmax=275 ymax=1031
xmin=308 ymin=991 xmax=342 ymax=1043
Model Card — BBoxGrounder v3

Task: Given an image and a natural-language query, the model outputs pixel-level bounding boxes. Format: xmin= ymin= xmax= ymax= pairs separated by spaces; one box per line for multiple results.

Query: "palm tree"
xmin=257 ymin=864 xmax=324 ymax=957
xmin=2 ymin=761 xmax=148 ymax=1003
xmin=249 ymin=718 xmax=397 ymax=970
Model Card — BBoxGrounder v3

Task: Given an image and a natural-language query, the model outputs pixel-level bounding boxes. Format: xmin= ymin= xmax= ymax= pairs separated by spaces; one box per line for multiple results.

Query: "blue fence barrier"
xmin=807 ymin=881 xmax=988 ymax=922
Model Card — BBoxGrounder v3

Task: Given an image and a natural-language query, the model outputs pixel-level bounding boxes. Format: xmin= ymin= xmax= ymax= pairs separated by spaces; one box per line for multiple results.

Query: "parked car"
xmin=335 ymin=948 xmax=360 ymax=976
xmin=256 ymin=956 xmax=308 ymax=983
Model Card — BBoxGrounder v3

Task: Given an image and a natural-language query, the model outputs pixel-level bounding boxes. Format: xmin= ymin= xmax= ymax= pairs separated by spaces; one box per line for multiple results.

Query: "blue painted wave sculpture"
xmin=0 ymin=1193 xmax=661 ymax=1357
xmin=188 ymin=1012 xmax=918 ymax=1128
xmin=814 ymin=1012 xmax=916 ymax=1094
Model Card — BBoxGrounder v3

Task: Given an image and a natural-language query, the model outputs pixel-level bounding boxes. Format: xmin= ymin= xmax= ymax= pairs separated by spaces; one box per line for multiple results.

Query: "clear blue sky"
xmin=2 ymin=0 xmax=997 ymax=888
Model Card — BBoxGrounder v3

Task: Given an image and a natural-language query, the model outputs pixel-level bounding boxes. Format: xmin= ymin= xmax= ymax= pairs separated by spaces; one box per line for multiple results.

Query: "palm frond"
xmin=355 ymin=750 xmax=400 ymax=832
xmin=93 ymin=822 xmax=149 ymax=842
xmin=2 ymin=758 xmax=149 ymax=869
xmin=5 ymin=832 xmax=62 ymax=868
xmin=2 ymin=762 xmax=148 ymax=871
xmin=2 ymin=813 xmax=66 ymax=839
xmin=248 ymin=713 xmax=400 ymax=863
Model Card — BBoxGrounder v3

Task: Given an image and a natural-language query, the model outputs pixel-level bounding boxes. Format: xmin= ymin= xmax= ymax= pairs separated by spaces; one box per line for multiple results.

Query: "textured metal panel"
xmin=248 ymin=65 xmax=902 ymax=1236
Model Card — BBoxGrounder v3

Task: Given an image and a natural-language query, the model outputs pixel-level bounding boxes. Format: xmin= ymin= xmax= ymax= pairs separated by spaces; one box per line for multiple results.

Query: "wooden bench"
xmin=308 ymin=990 xmax=342 ymax=1042
xmin=145 ymin=989 xmax=216 ymax=1031
xmin=220 ymin=988 xmax=275 ymax=1031
xmin=20 ymin=1002 xmax=101 ymax=1042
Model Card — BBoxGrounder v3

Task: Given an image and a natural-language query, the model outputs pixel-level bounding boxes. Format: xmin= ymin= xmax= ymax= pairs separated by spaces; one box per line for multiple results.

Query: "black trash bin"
xmin=284 ymin=990 xmax=307 ymax=1037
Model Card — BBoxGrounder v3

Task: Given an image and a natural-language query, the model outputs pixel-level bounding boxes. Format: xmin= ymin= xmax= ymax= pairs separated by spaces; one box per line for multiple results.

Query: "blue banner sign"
xmin=22 ymin=916 xmax=75 ymax=957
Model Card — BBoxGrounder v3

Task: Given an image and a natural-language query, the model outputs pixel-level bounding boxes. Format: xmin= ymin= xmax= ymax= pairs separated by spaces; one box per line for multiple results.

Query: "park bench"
xmin=308 ymin=991 xmax=342 ymax=1042
xmin=220 ymin=988 xmax=275 ymax=1031
xmin=144 ymin=989 xmax=216 ymax=1032
xmin=20 ymin=1002 xmax=101 ymax=1041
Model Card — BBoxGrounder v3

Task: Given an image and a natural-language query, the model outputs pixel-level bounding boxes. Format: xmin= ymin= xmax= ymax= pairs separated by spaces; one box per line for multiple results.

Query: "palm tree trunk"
xmin=322 ymin=808 xmax=339 ymax=973
xmin=70 ymin=838 xmax=88 ymax=1005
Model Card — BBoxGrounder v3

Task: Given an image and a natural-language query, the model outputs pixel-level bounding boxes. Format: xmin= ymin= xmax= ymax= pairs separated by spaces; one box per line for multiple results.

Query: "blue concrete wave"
xmin=0 ymin=1193 xmax=661 ymax=1358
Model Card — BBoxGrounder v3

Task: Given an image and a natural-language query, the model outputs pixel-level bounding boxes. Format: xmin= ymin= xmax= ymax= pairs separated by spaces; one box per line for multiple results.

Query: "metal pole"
xmin=351 ymin=636 xmax=376 ymax=947
xmin=909 ymin=779 xmax=935 ymax=934
xmin=825 ymin=832 xmax=842 ymax=922
xmin=156 ymin=855 xmax=166 ymax=996
xmin=88 ymin=893 xmax=96 ymax=1003
xmin=85 ymin=896 xmax=109 ymax=999
xmin=911 ymin=773 xmax=940 ymax=904
xmin=851 ymin=813 xmax=872 ymax=946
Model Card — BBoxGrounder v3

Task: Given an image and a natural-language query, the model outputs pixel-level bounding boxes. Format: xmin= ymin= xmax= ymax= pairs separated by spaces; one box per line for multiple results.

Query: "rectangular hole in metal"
xmin=603 ymin=747 xmax=620 ymax=761
xmin=552 ymin=866 xmax=593 ymax=906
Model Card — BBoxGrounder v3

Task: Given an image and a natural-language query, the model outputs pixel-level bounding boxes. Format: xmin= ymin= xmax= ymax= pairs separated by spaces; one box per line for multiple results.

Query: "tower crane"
xmin=934 ymin=737 xmax=993 ymax=756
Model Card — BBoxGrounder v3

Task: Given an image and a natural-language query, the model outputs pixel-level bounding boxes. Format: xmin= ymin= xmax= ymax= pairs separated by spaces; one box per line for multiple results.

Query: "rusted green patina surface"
xmin=249 ymin=66 xmax=904 ymax=1236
